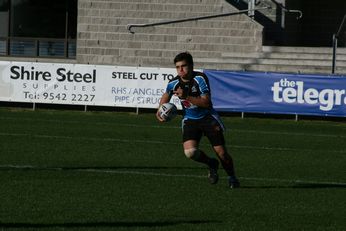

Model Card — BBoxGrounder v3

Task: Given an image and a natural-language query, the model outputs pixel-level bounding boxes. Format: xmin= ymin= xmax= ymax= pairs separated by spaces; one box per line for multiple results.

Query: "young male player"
xmin=156 ymin=52 xmax=240 ymax=188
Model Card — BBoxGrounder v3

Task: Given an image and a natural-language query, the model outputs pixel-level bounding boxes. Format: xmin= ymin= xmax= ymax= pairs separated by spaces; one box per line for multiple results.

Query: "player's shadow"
xmin=292 ymin=183 xmax=346 ymax=189
xmin=241 ymin=183 xmax=346 ymax=189
xmin=64 ymin=166 xmax=203 ymax=170
xmin=0 ymin=166 xmax=202 ymax=171
xmin=0 ymin=220 xmax=220 ymax=229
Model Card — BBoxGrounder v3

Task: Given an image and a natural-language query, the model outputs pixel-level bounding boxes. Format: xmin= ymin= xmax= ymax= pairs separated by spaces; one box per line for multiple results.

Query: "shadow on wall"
xmin=225 ymin=0 xmax=286 ymax=46
xmin=225 ymin=0 xmax=346 ymax=47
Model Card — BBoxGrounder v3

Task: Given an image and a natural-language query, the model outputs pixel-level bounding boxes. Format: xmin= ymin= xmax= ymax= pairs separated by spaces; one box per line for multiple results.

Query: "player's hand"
xmin=173 ymin=87 xmax=188 ymax=99
xmin=156 ymin=110 xmax=165 ymax=122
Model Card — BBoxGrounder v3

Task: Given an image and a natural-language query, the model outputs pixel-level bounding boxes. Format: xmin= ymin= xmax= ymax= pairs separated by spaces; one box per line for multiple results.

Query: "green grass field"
xmin=0 ymin=107 xmax=345 ymax=231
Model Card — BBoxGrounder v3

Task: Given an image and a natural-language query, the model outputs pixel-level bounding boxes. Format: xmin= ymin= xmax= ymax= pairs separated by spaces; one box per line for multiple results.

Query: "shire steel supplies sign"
xmin=205 ymin=70 xmax=346 ymax=117
xmin=0 ymin=61 xmax=179 ymax=108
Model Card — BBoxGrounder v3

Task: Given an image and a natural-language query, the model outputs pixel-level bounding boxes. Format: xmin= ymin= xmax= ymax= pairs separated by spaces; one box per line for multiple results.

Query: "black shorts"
xmin=182 ymin=115 xmax=225 ymax=146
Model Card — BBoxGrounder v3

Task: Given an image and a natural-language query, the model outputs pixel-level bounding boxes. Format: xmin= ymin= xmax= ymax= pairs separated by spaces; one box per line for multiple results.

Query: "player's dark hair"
xmin=174 ymin=52 xmax=194 ymax=67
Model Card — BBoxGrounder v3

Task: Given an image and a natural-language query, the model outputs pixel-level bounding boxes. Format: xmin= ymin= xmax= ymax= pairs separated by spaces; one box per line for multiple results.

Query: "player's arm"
xmin=174 ymin=87 xmax=211 ymax=108
xmin=156 ymin=92 xmax=171 ymax=122
xmin=186 ymin=94 xmax=211 ymax=108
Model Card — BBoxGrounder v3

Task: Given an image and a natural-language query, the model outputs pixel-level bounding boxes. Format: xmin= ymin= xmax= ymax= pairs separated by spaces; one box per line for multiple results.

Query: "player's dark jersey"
xmin=165 ymin=71 xmax=219 ymax=120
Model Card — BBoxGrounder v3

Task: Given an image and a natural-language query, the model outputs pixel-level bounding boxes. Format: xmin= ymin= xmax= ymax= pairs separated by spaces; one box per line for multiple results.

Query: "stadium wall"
xmin=76 ymin=0 xmax=263 ymax=69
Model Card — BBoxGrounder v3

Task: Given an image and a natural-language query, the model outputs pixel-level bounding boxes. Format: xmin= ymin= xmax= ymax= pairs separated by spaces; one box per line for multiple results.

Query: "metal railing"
xmin=0 ymin=37 xmax=76 ymax=59
xmin=332 ymin=14 xmax=346 ymax=74
xmin=268 ymin=0 xmax=302 ymax=19
xmin=230 ymin=0 xmax=303 ymax=19
xmin=127 ymin=6 xmax=272 ymax=34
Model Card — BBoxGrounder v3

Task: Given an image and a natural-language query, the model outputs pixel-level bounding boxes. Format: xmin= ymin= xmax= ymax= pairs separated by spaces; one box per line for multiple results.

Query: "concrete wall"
xmin=77 ymin=0 xmax=263 ymax=69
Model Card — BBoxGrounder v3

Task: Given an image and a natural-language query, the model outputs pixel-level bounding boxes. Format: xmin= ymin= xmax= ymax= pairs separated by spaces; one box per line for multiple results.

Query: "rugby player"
xmin=156 ymin=52 xmax=240 ymax=188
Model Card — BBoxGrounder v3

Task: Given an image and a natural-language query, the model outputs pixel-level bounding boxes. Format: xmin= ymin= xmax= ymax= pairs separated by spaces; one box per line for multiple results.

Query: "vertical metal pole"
xmin=248 ymin=0 xmax=255 ymax=19
xmin=241 ymin=112 xmax=244 ymax=119
xmin=281 ymin=3 xmax=285 ymax=28
xmin=65 ymin=0 xmax=69 ymax=58
xmin=7 ymin=3 xmax=11 ymax=55
xmin=33 ymin=102 xmax=36 ymax=111
xmin=6 ymin=37 xmax=10 ymax=56
xmin=332 ymin=34 xmax=337 ymax=74
xmin=84 ymin=105 xmax=87 ymax=112
xmin=136 ymin=107 xmax=139 ymax=115
xmin=35 ymin=39 xmax=39 ymax=57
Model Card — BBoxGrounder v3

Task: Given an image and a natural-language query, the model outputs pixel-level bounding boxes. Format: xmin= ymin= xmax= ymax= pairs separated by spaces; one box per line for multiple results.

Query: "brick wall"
xmin=77 ymin=0 xmax=263 ymax=68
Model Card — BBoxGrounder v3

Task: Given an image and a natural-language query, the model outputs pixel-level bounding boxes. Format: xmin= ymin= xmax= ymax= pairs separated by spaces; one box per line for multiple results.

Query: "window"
xmin=0 ymin=0 xmax=77 ymax=58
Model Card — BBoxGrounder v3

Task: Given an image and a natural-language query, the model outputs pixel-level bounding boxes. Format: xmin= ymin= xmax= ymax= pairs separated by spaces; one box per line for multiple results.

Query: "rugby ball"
xmin=158 ymin=103 xmax=177 ymax=122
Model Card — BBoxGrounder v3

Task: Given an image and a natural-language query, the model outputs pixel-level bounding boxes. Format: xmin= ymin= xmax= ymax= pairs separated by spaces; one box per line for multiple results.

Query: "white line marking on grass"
xmin=0 ymin=116 xmax=173 ymax=129
xmin=1 ymin=116 xmax=345 ymax=138
xmin=232 ymin=129 xmax=346 ymax=139
xmin=75 ymin=169 xmax=346 ymax=186
xmin=0 ymin=132 xmax=345 ymax=154
xmin=0 ymin=132 xmax=172 ymax=145
xmin=81 ymin=169 xmax=346 ymax=186
xmin=1 ymin=164 xmax=346 ymax=186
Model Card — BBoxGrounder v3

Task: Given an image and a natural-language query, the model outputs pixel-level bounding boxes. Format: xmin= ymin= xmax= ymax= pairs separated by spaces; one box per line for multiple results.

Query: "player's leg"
xmin=212 ymin=145 xmax=235 ymax=176
xmin=183 ymin=140 xmax=219 ymax=184
xmin=183 ymin=120 xmax=219 ymax=184
xmin=183 ymin=140 xmax=209 ymax=164
xmin=203 ymin=115 xmax=240 ymax=188
xmin=212 ymin=145 xmax=239 ymax=188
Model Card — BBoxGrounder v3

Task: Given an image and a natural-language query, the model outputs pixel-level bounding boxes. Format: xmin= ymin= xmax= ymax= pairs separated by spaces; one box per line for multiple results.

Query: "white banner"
xmin=0 ymin=61 xmax=181 ymax=109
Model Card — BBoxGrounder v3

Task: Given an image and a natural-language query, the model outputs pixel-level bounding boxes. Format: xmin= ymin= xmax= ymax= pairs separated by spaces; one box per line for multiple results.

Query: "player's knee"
xmin=217 ymin=151 xmax=231 ymax=162
xmin=184 ymin=148 xmax=200 ymax=160
xmin=214 ymin=146 xmax=227 ymax=159
xmin=216 ymin=151 xmax=226 ymax=159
